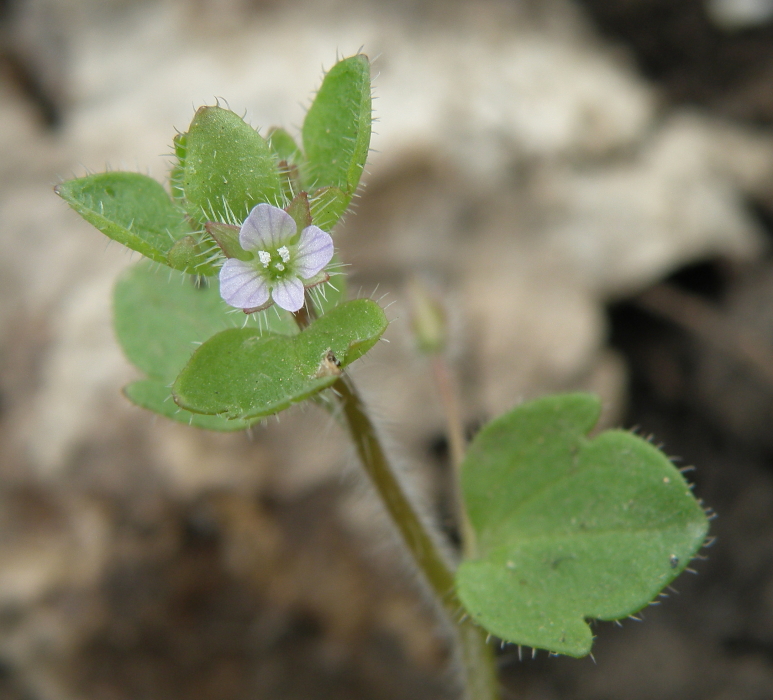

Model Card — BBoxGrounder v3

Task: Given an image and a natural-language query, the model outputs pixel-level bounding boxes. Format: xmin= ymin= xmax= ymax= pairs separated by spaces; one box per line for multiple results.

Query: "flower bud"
xmin=407 ymin=278 xmax=447 ymax=355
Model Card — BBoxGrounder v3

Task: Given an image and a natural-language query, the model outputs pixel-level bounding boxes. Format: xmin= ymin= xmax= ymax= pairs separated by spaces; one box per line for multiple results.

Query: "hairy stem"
xmin=333 ymin=374 xmax=456 ymax=596
xmin=292 ymin=302 xmax=498 ymax=698
xmin=331 ymin=373 xmax=499 ymax=700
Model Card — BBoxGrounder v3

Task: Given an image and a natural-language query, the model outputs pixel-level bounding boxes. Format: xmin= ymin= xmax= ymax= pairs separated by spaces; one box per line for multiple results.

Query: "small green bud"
xmin=167 ymin=235 xmax=219 ymax=276
xmin=407 ymin=279 xmax=447 ymax=355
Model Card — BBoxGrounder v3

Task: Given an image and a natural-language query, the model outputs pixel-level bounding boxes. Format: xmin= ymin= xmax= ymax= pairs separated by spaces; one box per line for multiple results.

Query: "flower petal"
xmin=294 ymin=225 xmax=334 ymax=279
xmin=271 ymin=276 xmax=305 ymax=312
xmin=239 ymin=203 xmax=297 ymax=251
xmin=219 ymin=258 xmax=270 ymax=309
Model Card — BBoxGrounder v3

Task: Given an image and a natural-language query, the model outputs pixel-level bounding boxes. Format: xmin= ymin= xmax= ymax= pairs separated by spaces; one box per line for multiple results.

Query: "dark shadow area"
xmin=578 ymin=0 xmax=773 ymax=123
xmin=587 ymin=254 xmax=773 ymax=698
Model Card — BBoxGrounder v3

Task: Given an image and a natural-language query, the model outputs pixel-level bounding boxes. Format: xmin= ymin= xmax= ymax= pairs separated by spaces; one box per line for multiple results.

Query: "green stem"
xmin=333 ymin=374 xmax=456 ymax=597
xmin=331 ymin=374 xmax=499 ymax=700
xmin=458 ymin=619 xmax=500 ymax=700
xmin=292 ymin=303 xmax=498 ymax=698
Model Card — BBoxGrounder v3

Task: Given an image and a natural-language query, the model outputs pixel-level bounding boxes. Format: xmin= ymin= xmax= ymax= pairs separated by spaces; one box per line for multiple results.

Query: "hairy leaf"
xmin=267 ymin=127 xmax=302 ymax=164
xmin=302 ymin=55 xmax=371 ymax=210
xmin=124 ymin=379 xmax=259 ymax=431
xmin=456 ymin=393 xmax=709 ymax=657
xmin=309 ymin=186 xmax=350 ymax=232
xmin=173 ymin=299 xmax=387 ymax=420
xmin=56 ymin=172 xmax=192 ymax=266
xmin=114 ymin=260 xmax=296 ymax=429
xmin=177 ymin=106 xmax=283 ymax=225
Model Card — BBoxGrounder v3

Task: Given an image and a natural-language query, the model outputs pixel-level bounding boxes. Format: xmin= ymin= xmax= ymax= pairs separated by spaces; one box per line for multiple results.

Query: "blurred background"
xmin=3 ymin=0 xmax=773 ymax=697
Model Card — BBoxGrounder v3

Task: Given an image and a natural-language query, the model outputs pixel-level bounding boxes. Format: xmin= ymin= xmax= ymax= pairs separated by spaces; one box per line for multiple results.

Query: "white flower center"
xmin=255 ymin=247 xmax=293 ymax=275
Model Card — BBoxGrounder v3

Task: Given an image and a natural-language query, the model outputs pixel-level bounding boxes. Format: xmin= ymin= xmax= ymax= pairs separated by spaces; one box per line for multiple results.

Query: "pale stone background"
xmin=1 ymin=0 xmax=773 ymax=698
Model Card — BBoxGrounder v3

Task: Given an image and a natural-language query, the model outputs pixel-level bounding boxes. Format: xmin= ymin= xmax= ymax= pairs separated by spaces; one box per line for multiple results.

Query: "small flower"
xmin=219 ymin=203 xmax=334 ymax=313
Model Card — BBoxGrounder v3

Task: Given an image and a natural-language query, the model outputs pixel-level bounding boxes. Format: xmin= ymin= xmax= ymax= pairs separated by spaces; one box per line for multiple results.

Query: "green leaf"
xmin=55 ymin=172 xmax=192 ymax=265
xmin=177 ymin=106 xmax=283 ymax=225
xmin=267 ymin=127 xmax=302 ymax=164
xmin=114 ymin=260 xmax=296 ymax=429
xmin=115 ymin=259 xmax=297 ymax=381
xmin=169 ymin=132 xmax=187 ymax=202
xmin=267 ymin=128 xmax=303 ymax=202
xmin=124 ymin=379 xmax=257 ymax=431
xmin=308 ymin=256 xmax=346 ymax=315
xmin=173 ymin=299 xmax=387 ymax=420
xmin=302 ymin=55 xmax=371 ymax=200
xmin=309 ymin=186 xmax=350 ymax=231
xmin=456 ymin=393 xmax=709 ymax=658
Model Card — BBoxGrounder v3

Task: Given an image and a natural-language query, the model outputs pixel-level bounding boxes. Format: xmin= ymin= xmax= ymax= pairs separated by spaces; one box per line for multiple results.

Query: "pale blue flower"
xmin=219 ymin=203 xmax=334 ymax=313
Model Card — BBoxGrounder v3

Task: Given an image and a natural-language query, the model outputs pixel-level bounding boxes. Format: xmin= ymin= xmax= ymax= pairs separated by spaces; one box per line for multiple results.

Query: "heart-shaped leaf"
xmin=173 ymin=299 xmax=388 ymax=420
xmin=302 ymin=55 xmax=371 ymax=207
xmin=176 ymin=106 xmax=283 ymax=225
xmin=114 ymin=260 xmax=296 ymax=429
xmin=55 ymin=172 xmax=195 ymax=268
xmin=456 ymin=393 xmax=709 ymax=657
